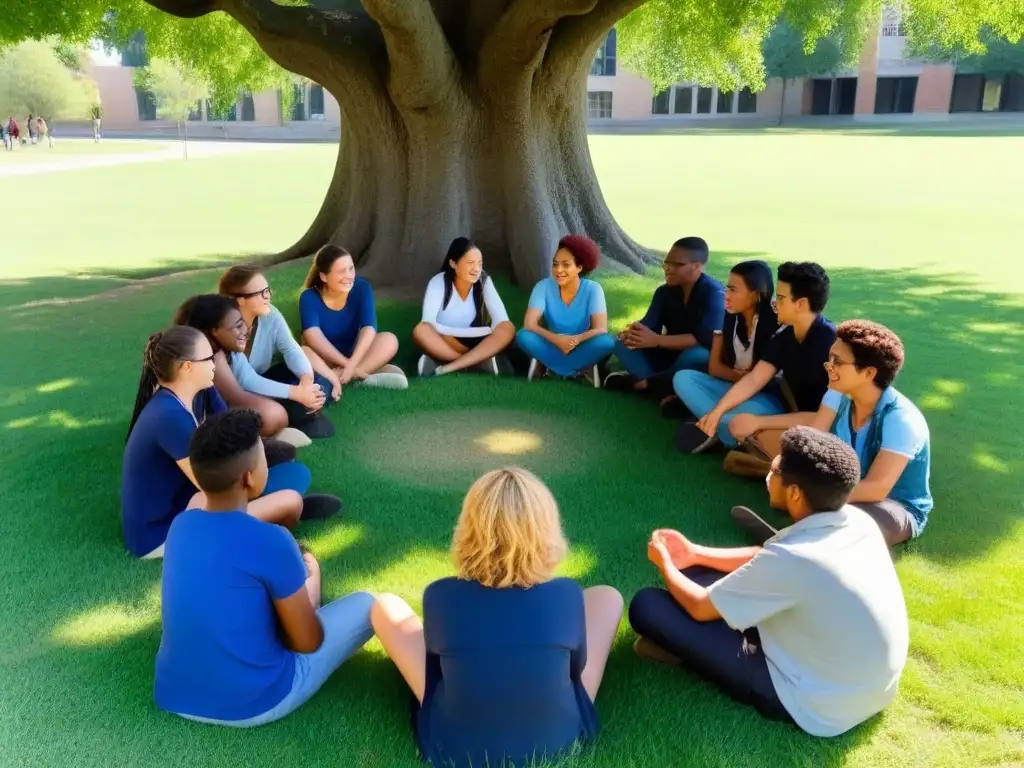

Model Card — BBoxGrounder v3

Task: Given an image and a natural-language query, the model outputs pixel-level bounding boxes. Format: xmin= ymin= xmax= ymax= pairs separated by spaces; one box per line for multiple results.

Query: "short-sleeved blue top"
xmin=299 ymin=278 xmax=377 ymax=357
xmin=527 ymin=278 xmax=607 ymax=336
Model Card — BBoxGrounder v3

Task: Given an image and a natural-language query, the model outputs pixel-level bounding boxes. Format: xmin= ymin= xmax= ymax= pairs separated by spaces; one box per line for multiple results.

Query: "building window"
xmin=240 ymin=94 xmax=255 ymax=121
xmin=1002 ymin=74 xmax=1024 ymax=112
xmin=652 ymin=89 xmax=670 ymax=114
xmin=881 ymin=6 xmax=904 ymax=36
xmin=587 ymin=91 xmax=613 ymax=119
xmin=291 ymin=84 xmax=307 ymax=121
xmin=310 ymin=85 xmax=325 ymax=118
xmin=737 ymin=87 xmax=757 ymax=113
xmin=135 ymin=88 xmax=157 ymax=121
xmin=874 ymin=76 xmax=917 ymax=114
xmin=717 ymin=89 xmax=734 ymax=114
xmin=673 ymin=86 xmax=693 ymax=114
xmin=590 ymin=29 xmax=617 ymax=76
xmin=696 ymin=87 xmax=713 ymax=114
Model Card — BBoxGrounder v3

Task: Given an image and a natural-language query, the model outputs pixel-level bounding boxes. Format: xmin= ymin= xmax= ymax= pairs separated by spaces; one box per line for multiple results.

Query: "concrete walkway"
xmin=0 ymin=139 xmax=285 ymax=178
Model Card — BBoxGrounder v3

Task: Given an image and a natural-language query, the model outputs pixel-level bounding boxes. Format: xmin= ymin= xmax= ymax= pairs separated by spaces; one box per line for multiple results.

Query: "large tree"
xmin=0 ymin=40 xmax=96 ymax=122
xmin=5 ymin=1 xmax=1021 ymax=285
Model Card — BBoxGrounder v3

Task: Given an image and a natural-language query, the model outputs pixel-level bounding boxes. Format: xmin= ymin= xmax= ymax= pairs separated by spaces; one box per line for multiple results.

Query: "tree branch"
xmin=360 ymin=0 xmax=459 ymax=109
xmin=542 ymin=0 xmax=648 ymax=88
xmin=142 ymin=0 xmax=220 ymax=19
xmin=479 ymin=0 xmax=598 ymax=93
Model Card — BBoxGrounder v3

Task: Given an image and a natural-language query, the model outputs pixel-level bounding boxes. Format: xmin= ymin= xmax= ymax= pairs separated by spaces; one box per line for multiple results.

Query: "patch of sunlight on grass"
xmin=985 ymin=372 xmax=1016 ymax=385
xmin=360 ymin=547 xmax=450 ymax=599
xmin=302 ymin=523 xmax=364 ymax=559
xmin=6 ymin=416 xmax=37 ymax=429
xmin=558 ymin=545 xmax=597 ymax=581
xmin=968 ymin=322 xmax=1024 ymax=336
xmin=932 ymin=380 xmax=966 ymax=395
xmin=972 ymin=449 xmax=1010 ymax=474
xmin=919 ymin=395 xmax=953 ymax=410
xmin=474 ymin=429 xmax=543 ymax=456
xmin=52 ymin=584 xmax=161 ymax=646
xmin=46 ymin=411 xmax=108 ymax=429
xmin=36 ymin=378 xmax=81 ymax=394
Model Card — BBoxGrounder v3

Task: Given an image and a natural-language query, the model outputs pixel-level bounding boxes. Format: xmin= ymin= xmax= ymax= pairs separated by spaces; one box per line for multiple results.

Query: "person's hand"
xmin=651 ymin=529 xmax=699 ymax=570
xmin=696 ymin=409 xmax=722 ymax=438
xmin=291 ymin=379 xmax=326 ymax=412
xmin=302 ymin=551 xmax=320 ymax=577
xmin=625 ymin=323 xmax=659 ymax=350
xmin=336 ymin=364 xmax=355 ymax=385
xmin=728 ymin=414 xmax=761 ymax=441
xmin=647 ymin=533 xmax=673 ymax=572
xmin=554 ymin=335 xmax=576 ymax=355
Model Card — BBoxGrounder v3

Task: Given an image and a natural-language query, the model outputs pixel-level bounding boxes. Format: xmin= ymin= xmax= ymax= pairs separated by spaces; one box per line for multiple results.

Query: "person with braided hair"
xmin=121 ymin=327 xmax=339 ymax=560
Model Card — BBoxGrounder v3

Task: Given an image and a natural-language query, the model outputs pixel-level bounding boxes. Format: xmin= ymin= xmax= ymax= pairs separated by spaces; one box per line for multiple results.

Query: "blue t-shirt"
xmin=299 ymin=278 xmax=377 ymax=357
xmin=120 ymin=387 xmax=226 ymax=557
xmin=527 ymin=278 xmax=607 ymax=336
xmin=416 ymin=577 xmax=598 ymax=768
xmin=155 ymin=510 xmax=307 ymax=721
xmin=822 ymin=386 xmax=933 ymax=532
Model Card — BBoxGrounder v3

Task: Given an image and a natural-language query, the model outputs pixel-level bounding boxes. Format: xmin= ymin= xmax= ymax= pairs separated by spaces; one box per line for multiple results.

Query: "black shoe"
xmin=661 ymin=398 xmax=694 ymax=421
xmin=295 ymin=411 xmax=335 ymax=440
xmin=730 ymin=506 xmax=778 ymax=544
xmin=674 ymin=420 xmax=721 ymax=454
xmin=602 ymin=371 xmax=637 ymax=392
xmin=262 ymin=437 xmax=297 ymax=467
xmin=301 ymin=493 xmax=343 ymax=521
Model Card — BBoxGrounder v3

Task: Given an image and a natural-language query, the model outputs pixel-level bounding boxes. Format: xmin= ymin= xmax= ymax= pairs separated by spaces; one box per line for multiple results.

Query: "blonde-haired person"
xmin=371 ymin=468 xmax=623 ymax=768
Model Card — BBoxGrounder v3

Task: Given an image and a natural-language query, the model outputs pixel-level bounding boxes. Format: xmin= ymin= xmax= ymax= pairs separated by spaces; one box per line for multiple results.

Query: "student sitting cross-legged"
xmin=659 ymin=260 xmax=778 ymax=420
xmin=370 ymin=467 xmax=624 ymax=768
xmin=121 ymin=327 xmax=335 ymax=561
xmin=604 ymin=237 xmax=725 ymax=397
xmin=674 ymin=262 xmax=836 ymax=460
xmin=732 ymin=320 xmax=932 ymax=547
xmin=154 ymin=408 xmax=375 ymax=727
xmin=175 ymin=294 xmax=330 ymax=446
xmin=516 ymin=235 xmax=615 ymax=387
xmin=219 ymin=265 xmax=342 ymax=437
xmin=299 ymin=245 xmax=408 ymax=390
xmin=412 ymin=236 xmax=516 ymax=377
xmin=629 ymin=427 xmax=909 ymax=738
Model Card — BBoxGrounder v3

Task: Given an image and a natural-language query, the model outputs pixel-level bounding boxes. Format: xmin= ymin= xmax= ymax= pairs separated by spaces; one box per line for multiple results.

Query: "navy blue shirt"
xmin=120 ymin=387 xmax=226 ymax=557
xmin=155 ymin=510 xmax=307 ymax=721
xmin=640 ymin=274 xmax=725 ymax=350
xmin=416 ymin=577 xmax=598 ymax=768
xmin=761 ymin=314 xmax=837 ymax=412
xmin=299 ymin=278 xmax=377 ymax=357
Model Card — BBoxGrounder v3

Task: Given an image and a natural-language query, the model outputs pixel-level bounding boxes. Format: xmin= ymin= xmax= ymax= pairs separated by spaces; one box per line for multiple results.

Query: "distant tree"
xmin=913 ymin=27 xmax=1024 ymax=77
xmin=0 ymin=40 xmax=95 ymax=124
xmin=134 ymin=59 xmax=210 ymax=158
xmin=762 ymin=21 xmax=857 ymax=123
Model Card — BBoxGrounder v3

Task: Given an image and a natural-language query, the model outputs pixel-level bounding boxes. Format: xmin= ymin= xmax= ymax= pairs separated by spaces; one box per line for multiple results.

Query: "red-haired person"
xmin=516 ymin=236 xmax=615 ymax=387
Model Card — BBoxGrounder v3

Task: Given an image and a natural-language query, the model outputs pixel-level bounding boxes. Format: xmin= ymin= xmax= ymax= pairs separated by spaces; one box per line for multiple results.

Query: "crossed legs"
xmin=412 ymin=322 xmax=515 ymax=374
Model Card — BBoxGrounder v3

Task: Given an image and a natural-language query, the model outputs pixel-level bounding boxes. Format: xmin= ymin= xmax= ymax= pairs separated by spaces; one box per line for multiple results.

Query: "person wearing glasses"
xmin=121 ymin=326 xmax=321 ymax=560
xmin=604 ymin=237 xmax=725 ymax=397
xmin=674 ymin=262 xmax=835 ymax=457
xmin=630 ymin=427 xmax=909 ymax=738
xmin=219 ymin=266 xmax=341 ymax=436
xmin=731 ymin=320 xmax=932 ymax=547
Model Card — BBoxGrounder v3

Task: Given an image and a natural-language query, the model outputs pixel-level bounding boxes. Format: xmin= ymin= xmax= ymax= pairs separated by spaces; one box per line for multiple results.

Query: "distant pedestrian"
xmin=26 ymin=114 xmax=37 ymax=144
xmin=90 ymin=105 xmax=102 ymax=142
xmin=36 ymin=117 xmax=53 ymax=149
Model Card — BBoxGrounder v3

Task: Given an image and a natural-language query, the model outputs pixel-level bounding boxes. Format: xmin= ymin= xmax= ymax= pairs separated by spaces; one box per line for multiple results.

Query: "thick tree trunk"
xmin=166 ymin=0 xmax=657 ymax=287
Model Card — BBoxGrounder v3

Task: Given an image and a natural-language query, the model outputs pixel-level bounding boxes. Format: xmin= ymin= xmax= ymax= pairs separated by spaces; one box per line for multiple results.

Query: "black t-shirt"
xmin=761 ymin=314 xmax=836 ymax=412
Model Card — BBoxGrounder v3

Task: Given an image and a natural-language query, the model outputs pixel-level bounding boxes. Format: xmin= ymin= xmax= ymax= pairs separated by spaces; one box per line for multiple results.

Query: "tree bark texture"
xmin=151 ymin=0 xmax=656 ymax=287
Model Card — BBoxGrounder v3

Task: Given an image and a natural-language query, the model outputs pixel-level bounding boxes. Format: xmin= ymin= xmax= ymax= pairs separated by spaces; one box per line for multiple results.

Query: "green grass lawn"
xmin=1 ymin=128 xmax=1022 ymax=767
xmin=0 ymin=138 xmax=166 ymax=165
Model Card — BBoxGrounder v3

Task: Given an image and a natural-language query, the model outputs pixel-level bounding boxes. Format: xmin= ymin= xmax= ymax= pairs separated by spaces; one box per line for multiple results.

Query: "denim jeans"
xmin=672 ymin=370 xmax=786 ymax=447
xmin=175 ymin=591 xmax=376 ymax=727
xmin=611 ymin=339 xmax=710 ymax=381
xmin=515 ymin=329 xmax=615 ymax=377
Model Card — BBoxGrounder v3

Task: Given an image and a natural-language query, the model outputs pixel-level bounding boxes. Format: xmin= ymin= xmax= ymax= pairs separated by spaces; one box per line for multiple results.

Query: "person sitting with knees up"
xmin=629 ymin=427 xmax=909 ymax=738
xmin=605 ymin=237 xmax=724 ymax=398
xmin=413 ymin=237 xmax=516 ymax=377
xmin=218 ymin=265 xmax=341 ymax=438
xmin=674 ymin=262 xmax=835 ymax=460
xmin=370 ymin=467 xmax=624 ymax=768
xmin=121 ymin=327 xmax=336 ymax=561
xmin=516 ymin=235 xmax=615 ymax=387
xmin=663 ymin=260 xmax=778 ymax=420
xmin=155 ymin=408 xmax=375 ymax=727
xmin=732 ymin=320 xmax=932 ymax=547
xmin=174 ymin=294 xmax=328 ymax=446
xmin=299 ymin=245 xmax=408 ymax=390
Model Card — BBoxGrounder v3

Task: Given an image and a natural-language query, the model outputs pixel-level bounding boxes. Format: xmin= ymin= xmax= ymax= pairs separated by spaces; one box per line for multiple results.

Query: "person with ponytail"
xmin=412 ymin=237 xmax=516 ymax=377
xmin=121 ymin=327 xmax=339 ymax=560
xmin=299 ymin=245 xmax=408 ymax=389
xmin=174 ymin=294 xmax=332 ymax=444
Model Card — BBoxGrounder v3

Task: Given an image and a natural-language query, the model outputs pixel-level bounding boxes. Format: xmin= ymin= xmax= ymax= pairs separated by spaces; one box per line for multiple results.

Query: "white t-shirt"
xmin=421 ymin=272 xmax=510 ymax=338
xmin=732 ymin=314 xmax=758 ymax=371
xmin=708 ymin=506 xmax=909 ymax=737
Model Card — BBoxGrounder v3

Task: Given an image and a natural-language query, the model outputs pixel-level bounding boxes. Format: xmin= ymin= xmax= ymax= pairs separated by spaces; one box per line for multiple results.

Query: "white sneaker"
xmin=527 ymin=359 xmax=547 ymax=381
xmin=361 ymin=364 xmax=409 ymax=390
xmin=489 ymin=357 xmax=499 ymax=376
xmin=590 ymin=365 xmax=601 ymax=388
xmin=417 ymin=355 xmax=437 ymax=378
xmin=273 ymin=427 xmax=312 ymax=448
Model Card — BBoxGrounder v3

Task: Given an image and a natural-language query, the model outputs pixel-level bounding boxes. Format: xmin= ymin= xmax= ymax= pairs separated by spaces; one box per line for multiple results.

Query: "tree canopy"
xmin=2 ymin=1 xmax=1021 ymax=103
xmin=762 ymin=20 xmax=853 ymax=82
xmin=134 ymin=58 xmax=210 ymax=121
xmin=0 ymin=40 xmax=96 ymax=120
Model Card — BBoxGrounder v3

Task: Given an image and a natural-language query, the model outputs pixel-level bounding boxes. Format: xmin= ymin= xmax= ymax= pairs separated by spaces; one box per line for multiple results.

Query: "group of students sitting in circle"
xmin=120 ymin=231 xmax=932 ymax=767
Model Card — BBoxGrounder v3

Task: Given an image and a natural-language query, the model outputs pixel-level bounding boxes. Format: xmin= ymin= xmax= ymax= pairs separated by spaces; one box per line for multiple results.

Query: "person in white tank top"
xmin=412 ymin=237 xmax=516 ymax=377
